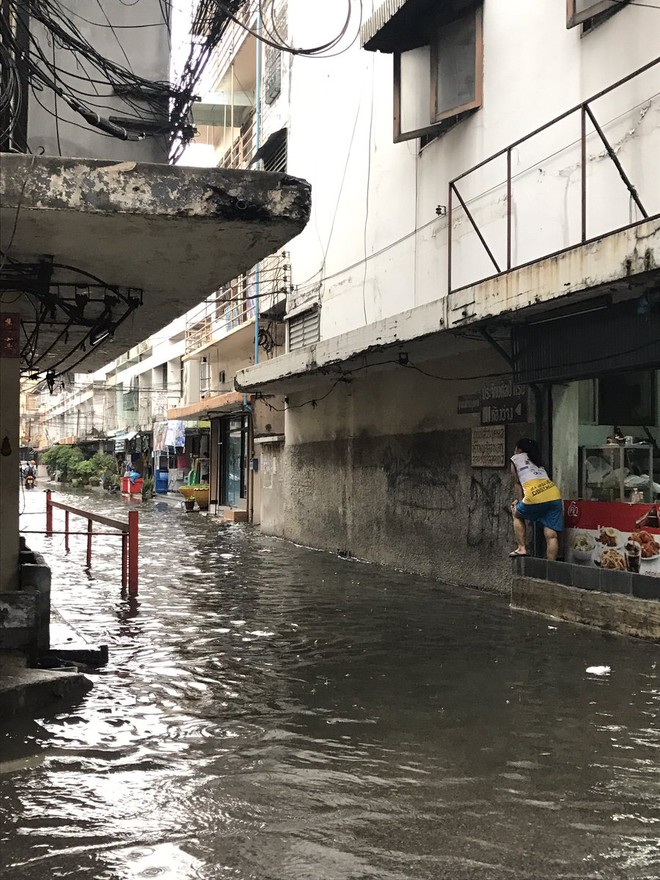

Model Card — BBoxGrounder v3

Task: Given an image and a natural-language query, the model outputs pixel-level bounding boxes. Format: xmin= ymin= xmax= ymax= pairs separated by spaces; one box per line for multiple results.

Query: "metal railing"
xmin=41 ymin=490 xmax=139 ymax=595
xmin=219 ymin=110 xmax=256 ymax=169
xmin=447 ymin=55 xmax=660 ymax=294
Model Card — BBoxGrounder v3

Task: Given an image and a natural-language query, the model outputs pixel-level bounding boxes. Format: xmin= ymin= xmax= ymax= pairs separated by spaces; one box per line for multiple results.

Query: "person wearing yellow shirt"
xmin=510 ymin=438 xmax=563 ymax=560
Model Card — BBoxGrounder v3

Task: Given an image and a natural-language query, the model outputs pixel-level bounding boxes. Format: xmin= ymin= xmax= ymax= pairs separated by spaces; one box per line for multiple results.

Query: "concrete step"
xmin=44 ymin=608 xmax=109 ymax=668
xmin=0 ymin=652 xmax=92 ymax=720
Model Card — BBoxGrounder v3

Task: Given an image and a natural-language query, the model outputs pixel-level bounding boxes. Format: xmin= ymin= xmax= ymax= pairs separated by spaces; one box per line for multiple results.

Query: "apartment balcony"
xmin=185 ymin=251 xmax=290 ymax=360
xmin=445 ymin=57 xmax=660 ymax=326
xmin=236 ymin=58 xmax=660 ymax=396
xmin=196 ymin=1 xmax=257 ymax=97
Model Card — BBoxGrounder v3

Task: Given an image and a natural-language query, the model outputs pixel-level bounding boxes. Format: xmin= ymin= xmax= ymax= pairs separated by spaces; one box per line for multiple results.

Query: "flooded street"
xmin=1 ymin=488 xmax=660 ymax=880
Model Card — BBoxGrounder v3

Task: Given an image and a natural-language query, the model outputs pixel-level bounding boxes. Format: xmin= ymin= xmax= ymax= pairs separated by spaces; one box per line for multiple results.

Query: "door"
xmin=221 ymin=415 xmax=249 ymax=507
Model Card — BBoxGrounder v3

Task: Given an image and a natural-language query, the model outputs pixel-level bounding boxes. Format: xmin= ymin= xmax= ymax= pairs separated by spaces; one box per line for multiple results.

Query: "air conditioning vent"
xmin=288 ymin=308 xmax=320 ymax=352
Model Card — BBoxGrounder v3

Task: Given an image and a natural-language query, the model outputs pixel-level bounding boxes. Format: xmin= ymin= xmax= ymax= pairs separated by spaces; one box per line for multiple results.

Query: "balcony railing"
xmin=448 ymin=56 xmax=660 ymax=294
xmin=220 ymin=109 xmax=256 ymax=169
xmin=185 ymin=251 xmax=290 ymax=356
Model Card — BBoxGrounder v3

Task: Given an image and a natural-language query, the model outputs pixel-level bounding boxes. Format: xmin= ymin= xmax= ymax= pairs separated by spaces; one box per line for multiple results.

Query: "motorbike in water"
xmin=24 ymin=473 xmax=35 ymax=490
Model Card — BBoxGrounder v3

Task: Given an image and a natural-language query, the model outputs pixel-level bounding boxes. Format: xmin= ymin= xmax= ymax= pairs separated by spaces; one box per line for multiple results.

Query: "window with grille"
xmin=288 ymin=308 xmax=320 ymax=352
xmin=263 ymin=2 xmax=287 ymax=105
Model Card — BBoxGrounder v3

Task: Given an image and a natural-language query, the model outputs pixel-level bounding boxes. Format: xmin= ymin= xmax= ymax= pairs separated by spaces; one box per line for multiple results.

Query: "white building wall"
xmin=284 ymin=0 xmax=660 ymax=336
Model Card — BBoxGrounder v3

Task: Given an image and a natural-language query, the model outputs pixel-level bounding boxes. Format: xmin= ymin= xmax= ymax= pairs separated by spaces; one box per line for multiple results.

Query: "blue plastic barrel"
xmin=155 ymin=469 xmax=169 ymax=494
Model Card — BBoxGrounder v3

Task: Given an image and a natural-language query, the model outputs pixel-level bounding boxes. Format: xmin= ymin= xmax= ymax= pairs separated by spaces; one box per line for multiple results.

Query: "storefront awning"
xmin=168 ymin=391 xmax=248 ymax=421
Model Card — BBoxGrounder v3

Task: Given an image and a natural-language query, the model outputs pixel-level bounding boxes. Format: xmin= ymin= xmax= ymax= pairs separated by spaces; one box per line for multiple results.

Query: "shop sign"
xmin=565 ymin=499 xmax=660 ymax=578
xmin=457 ymin=394 xmax=481 ymax=415
xmin=0 ymin=313 xmax=20 ymax=358
xmin=114 ymin=439 xmax=126 ymax=453
xmin=471 ymin=426 xmax=506 ymax=468
xmin=480 ymin=378 xmax=527 ymax=425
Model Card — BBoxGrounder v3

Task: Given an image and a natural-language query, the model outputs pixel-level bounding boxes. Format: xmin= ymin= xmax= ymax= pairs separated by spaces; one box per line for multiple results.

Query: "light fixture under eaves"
xmin=90 ymin=326 xmax=113 ymax=346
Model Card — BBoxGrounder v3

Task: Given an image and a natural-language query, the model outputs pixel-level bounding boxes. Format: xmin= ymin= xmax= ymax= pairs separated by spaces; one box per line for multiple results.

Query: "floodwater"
xmin=1 ymin=488 xmax=659 ymax=880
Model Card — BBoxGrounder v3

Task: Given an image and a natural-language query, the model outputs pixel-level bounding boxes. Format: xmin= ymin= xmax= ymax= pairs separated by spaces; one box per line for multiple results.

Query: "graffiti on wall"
xmin=382 ymin=448 xmax=458 ymax=512
xmin=467 ymin=472 xmax=510 ymax=548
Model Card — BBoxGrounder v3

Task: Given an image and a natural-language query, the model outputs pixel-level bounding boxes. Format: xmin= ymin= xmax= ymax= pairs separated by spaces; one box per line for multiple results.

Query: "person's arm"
xmin=511 ymin=462 xmax=523 ymax=508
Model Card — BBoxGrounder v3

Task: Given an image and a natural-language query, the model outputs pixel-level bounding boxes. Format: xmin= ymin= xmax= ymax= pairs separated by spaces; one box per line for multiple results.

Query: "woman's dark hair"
xmin=516 ymin=438 xmax=544 ymax=468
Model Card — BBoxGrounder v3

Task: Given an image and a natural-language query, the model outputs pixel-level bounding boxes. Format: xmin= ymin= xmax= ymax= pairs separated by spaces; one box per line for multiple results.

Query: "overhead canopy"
xmin=168 ymin=390 xmax=247 ymax=420
xmin=0 ymin=154 xmax=310 ymax=374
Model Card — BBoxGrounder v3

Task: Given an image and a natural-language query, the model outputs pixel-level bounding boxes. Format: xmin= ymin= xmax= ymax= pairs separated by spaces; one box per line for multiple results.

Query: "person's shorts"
xmin=515 ymin=499 xmax=563 ymax=533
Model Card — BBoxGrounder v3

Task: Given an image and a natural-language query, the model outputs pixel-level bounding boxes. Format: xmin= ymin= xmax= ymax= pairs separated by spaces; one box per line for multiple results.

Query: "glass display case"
xmin=581 ymin=444 xmax=655 ymax=502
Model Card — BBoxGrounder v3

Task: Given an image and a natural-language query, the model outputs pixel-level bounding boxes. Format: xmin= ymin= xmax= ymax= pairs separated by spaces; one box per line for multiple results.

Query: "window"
xmin=566 ymin=0 xmax=628 ymax=29
xmin=363 ymin=0 xmax=483 ymax=143
xmin=200 ymin=358 xmax=210 ymax=396
xmin=263 ymin=1 xmax=287 ymax=105
xmin=288 ymin=308 xmax=320 ymax=352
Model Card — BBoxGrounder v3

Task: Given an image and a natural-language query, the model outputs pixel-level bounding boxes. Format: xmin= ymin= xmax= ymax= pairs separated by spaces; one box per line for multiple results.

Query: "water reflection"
xmin=1 ymin=488 xmax=659 ymax=879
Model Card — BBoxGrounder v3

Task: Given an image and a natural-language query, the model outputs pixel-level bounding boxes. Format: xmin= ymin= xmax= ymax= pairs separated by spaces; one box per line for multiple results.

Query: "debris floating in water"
xmin=586 ymin=665 xmax=611 ymax=676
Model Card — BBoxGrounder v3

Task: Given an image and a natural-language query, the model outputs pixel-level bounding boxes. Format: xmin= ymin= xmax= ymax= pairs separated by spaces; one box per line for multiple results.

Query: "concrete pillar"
xmin=184 ymin=359 xmax=201 ymax=405
xmin=552 ymin=382 xmax=580 ymax=498
xmin=0 ymin=313 xmax=20 ymax=591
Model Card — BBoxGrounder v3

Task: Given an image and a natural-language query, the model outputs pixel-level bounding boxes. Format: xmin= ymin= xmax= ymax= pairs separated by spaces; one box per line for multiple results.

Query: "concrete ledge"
xmin=512 ymin=576 xmax=660 ymax=641
xmin=0 ymin=654 xmax=92 ymax=720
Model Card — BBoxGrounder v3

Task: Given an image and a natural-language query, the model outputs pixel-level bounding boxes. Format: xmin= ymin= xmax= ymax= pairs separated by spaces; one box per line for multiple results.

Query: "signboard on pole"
xmin=457 ymin=394 xmax=481 ymax=415
xmin=480 ymin=378 xmax=527 ymax=425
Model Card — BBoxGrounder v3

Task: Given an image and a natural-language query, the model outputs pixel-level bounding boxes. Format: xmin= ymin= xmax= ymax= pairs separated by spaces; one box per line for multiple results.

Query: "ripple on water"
xmin=2 ymin=488 xmax=660 ymax=880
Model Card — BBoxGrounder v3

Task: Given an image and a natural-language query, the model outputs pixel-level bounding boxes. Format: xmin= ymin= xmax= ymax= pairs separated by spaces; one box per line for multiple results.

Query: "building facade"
xmin=232 ymin=0 xmax=660 ymax=592
xmin=28 ymin=1 xmax=660 ymax=596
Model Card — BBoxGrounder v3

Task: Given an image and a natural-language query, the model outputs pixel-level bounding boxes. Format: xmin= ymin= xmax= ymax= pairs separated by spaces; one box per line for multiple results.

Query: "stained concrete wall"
xmin=0 ymin=354 xmax=20 ymax=592
xmin=258 ymin=345 xmax=534 ymax=593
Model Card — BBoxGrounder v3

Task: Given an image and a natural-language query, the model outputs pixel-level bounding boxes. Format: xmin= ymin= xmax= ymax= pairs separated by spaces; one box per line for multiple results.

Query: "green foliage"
xmin=43 ymin=445 xmax=84 ymax=482
xmin=88 ymin=452 xmax=117 ymax=478
xmin=44 ymin=446 xmax=118 ymax=485
xmin=141 ymin=476 xmax=154 ymax=499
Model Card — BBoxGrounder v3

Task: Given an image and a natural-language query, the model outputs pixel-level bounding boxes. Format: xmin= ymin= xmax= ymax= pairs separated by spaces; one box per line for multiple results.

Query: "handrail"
xmin=47 ymin=499 xmax=129 ymax=533
xmin=451 ymin=55 xmax=660 ymax=184
xmin=448 ymin=55 xmax=660 ymax=294
xmin=44 ymin=490 xmax=138 ymax=595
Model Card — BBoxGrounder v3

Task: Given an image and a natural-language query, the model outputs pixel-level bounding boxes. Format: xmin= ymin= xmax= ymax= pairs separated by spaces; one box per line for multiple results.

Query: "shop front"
xmin=514 ymin=297 xmax=660 ymax=590
xmin=210 ymin=414 xmax=249 ymax=510
xmin=167 ymin=392 xmax=252 ymax=514
xmin=554 ymin=370 xmax=660 ymax=579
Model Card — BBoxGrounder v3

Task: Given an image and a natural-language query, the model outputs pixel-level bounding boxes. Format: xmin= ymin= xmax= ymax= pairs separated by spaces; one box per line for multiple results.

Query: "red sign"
xmin=0 ymin=313 xmax=20 ymax=358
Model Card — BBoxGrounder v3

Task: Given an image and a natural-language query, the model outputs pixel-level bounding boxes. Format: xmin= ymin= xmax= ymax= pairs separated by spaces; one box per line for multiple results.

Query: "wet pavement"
xmin=1 ymin=487 xmax=659 ymax=880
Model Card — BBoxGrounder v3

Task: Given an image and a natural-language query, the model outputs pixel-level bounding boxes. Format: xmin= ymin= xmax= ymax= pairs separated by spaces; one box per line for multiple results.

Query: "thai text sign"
xmin=471 ymin=426 xmax=506 ymax=468
xmin=0 ymin=313 xmax=20 ymax=358
xmin=480 ymin=378 xmax=527 ymax=425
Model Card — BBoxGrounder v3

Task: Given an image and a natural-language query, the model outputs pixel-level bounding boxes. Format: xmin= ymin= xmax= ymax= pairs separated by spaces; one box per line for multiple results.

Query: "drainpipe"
xmin=254 ymin=3 xmax=262 ymax=369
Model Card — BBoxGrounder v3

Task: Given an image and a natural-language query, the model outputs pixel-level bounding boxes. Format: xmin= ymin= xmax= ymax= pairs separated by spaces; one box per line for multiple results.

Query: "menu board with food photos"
xmin=564 ymin=500 xmax=660 ymax=576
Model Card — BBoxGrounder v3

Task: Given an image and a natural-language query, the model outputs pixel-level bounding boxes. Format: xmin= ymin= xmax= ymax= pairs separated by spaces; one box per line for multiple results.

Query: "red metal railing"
xmin=37 ymin=490 xmax=139 ymax=595
xmin=447 ymin=55 xmax=660 ymax=294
